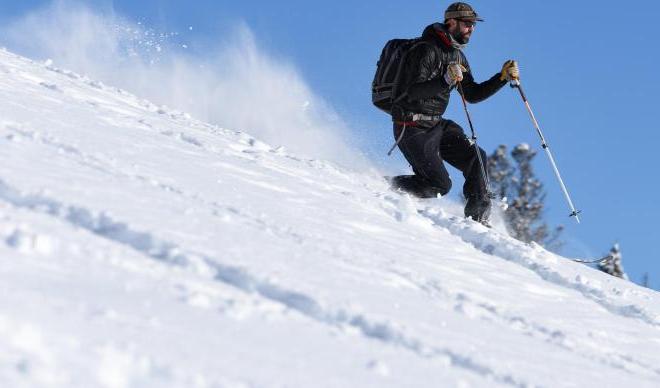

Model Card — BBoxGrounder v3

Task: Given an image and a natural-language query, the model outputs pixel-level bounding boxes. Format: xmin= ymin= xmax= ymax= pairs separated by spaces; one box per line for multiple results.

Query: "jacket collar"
xmin=422 ymin=23 xmax=466 ymax=50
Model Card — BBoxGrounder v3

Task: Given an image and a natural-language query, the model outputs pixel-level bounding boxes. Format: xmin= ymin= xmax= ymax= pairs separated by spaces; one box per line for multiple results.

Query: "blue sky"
xmin=1 ymin=0 xmax=658 ymax=287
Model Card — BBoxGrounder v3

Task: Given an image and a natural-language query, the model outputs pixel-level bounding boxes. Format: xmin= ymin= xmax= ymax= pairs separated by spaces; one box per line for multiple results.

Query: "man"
xmin=389 ymin=2 xmax=519 ymax=223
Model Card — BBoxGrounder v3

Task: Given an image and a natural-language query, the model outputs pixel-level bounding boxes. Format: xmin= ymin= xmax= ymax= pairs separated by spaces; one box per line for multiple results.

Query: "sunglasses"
xmin=458 ymin=20 xmax=477 ymax=28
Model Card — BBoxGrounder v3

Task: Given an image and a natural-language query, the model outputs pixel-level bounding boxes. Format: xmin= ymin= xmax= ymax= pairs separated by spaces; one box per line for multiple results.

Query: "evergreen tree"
xmin=487 ymin=144 xmax=563 ymax=250
xmin=487 ymin=145 xmax=513 ymax=201
xmin=598 ymin=243 xmax=628 ymax=280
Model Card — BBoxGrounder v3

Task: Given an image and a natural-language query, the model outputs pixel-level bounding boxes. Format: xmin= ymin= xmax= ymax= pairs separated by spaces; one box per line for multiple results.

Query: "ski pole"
xmin=456 ymin=81 xmax=493 ymax=199
xmin=510 ymin=79 xmax=581 ymax=223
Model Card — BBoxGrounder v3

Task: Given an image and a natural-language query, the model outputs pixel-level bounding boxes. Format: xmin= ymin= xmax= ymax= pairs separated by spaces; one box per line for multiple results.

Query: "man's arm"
xmin=460 ymin=69 xmax=507 ymax=103
xmin=461 ymin=55 xmax=520 ymax=103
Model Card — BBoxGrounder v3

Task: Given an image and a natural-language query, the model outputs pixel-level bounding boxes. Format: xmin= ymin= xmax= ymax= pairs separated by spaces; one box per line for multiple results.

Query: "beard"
xmin=451 ymin=30 xmax=470 ymax=45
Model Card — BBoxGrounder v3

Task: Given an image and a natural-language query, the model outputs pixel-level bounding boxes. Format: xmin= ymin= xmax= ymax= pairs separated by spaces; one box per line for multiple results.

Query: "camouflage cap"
xmin=444 ymin=2 xmax=484 ymax=22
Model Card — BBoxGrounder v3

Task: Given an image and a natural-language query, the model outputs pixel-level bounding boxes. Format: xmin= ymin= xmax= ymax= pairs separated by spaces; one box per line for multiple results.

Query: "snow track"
xmin=1 ymin=48 xmax=659 ymax=387
xmin=413 ymin=204 xmax=660 ymax=379
xmin=416 ymin=205 xmax=660 ymax=328
xmin=0 ymin=179 xmax=532 ymax=387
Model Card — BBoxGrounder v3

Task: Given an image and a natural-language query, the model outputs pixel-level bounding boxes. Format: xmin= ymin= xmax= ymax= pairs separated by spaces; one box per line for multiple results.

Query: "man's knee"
xmin=465 ymin=147 xmax=488 ymax=174
xmin=442 ymin=119 xmax=465 ymax=134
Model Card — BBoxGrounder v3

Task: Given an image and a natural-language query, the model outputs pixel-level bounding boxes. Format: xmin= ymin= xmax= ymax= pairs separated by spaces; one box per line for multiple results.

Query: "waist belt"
xmin=410 ymin=113 xmax=442 ymax=121
xmin=392 ymin=113 xmax=442 ymax=125
xmin=387 ymin=114 xmax=441 ymax=156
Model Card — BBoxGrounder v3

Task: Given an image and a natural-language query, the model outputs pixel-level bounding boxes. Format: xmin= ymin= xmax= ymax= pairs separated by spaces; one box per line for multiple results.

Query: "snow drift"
xmin=1 ymin=1 xmax=367 ymax=169
xmin=0 ymin=48 xmax=659 ymax=388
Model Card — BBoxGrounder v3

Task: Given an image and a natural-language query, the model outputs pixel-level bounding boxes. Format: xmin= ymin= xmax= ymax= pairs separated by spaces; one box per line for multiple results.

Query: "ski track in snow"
xmin=0 ymin=125 xmax=656 ymax=385
xmin=412 ymin=204 xmax=660 ymax=328
xmin=5 ymin=109 xmax=656 ymax=336
xmin=376 ymin=188 xmax=660 ymax=330
xmin=0 ymin=178 xmax=532 ymax=388
xmin=1 ymin=48 xmax=659 ymax=387
xmin=386 ymin=265 xmax=660 ymax=379
xmin=0 ymin=122 xmax=327 ymax=250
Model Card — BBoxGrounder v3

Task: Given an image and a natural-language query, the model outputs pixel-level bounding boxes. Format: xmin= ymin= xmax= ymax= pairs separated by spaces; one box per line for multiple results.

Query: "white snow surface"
xmin=0 ymin=48 xmax=659 ymax=388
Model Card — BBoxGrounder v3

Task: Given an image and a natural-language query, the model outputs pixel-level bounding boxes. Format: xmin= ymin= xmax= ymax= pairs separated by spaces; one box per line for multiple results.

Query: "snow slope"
xmin=0 ymin=48 xmax=659 ymax=388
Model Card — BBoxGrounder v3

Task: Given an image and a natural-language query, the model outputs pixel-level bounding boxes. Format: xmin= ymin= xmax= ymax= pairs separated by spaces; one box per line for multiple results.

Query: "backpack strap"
xmin=391 ymin=41 xmax=442 ymax=109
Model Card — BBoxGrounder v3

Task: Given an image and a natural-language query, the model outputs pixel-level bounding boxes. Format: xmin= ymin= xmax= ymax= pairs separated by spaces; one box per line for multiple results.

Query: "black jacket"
xmin=394 ymin=23 xmax=505 ymax=120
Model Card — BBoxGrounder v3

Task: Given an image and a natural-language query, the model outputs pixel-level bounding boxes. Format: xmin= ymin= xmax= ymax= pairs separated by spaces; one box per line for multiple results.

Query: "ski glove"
xmin=445 ymin=63 xmax=467 ymax=86
xmin=500 ymin=60 xmax=519 ymax=82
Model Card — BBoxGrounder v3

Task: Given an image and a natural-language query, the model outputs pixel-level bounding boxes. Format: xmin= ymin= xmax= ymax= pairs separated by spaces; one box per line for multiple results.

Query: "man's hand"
xmin=445 ymin=63 xmax=467 ymax=85
xmin=500 ymin=60 xmax=519 ymax=82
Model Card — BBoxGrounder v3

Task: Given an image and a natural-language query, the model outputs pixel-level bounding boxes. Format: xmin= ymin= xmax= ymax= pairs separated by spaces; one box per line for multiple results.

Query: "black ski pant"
xmin=392 ymin=119 xmax=489 ymax=203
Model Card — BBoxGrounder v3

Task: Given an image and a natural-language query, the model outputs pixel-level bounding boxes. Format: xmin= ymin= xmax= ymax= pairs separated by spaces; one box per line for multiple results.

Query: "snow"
xmin=0 ymin=48 xmax=659 ymax=387
xmin=514 ymin=143 xmax=531 ymax=152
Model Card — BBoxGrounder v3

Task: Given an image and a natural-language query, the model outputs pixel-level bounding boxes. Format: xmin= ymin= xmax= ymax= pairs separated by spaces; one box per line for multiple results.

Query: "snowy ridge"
xmin=1 ymin=48 xmax=659 ymax=387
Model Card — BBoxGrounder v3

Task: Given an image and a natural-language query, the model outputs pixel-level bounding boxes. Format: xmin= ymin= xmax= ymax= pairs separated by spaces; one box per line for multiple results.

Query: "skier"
xmin=388 ymin=2 xmax=519 ymax=223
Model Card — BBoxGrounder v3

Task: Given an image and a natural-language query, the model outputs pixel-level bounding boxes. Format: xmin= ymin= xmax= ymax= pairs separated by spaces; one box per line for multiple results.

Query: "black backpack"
xmin=371 ymin=38 xmax=432 ymax=114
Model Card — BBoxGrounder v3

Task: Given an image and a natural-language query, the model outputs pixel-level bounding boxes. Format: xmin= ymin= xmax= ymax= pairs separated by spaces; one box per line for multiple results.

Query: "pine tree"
xmin=487 ymin=144 xmax=563 ymax=250
xmin=598 ymin=243 xmax=628 ymax=280
xmin=487 ymin=145 xmax=513 ymax=200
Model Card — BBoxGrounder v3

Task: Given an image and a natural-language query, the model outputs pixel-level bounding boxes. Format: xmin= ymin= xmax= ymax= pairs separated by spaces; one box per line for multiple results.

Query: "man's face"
xmin=448 ymin=19 xmax=476 ymax=44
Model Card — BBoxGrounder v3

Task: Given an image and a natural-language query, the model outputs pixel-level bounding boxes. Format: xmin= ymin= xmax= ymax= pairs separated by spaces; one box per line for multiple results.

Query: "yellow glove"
xmin=445 ymin=63 xmax=468 ymax=85
xmin=500 ymin=60 xmax=519 ymax=82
